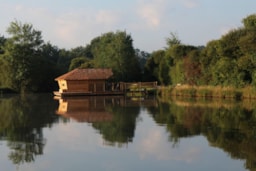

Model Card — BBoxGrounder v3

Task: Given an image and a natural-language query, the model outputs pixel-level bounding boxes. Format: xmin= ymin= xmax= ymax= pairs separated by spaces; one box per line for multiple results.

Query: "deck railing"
xmin=120 ymin=81 xmax=158 ymax=92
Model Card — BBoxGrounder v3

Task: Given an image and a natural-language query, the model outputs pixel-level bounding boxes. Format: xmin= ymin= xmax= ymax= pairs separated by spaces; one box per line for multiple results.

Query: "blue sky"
xmin=0 ymin=0 xmax=255 ymax=52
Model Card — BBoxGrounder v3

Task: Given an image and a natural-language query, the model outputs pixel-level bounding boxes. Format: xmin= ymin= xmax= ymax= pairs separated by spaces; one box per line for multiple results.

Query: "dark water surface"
xmin=0 ymin=94 xmax=255 ymax=171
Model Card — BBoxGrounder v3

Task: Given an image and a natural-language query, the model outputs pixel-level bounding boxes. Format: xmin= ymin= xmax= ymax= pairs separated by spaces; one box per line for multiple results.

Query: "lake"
xmin=0 ymin=94 xmax=255 ymax=171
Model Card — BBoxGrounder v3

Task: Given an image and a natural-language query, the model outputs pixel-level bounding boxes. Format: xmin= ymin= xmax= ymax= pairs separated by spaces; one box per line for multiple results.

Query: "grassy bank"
xmin=159 ymin=85 xmax=256 ymax=100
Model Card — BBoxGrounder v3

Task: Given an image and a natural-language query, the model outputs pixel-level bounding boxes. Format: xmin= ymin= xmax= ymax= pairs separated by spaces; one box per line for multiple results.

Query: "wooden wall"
xmin=58 ymin=80 xmax=106 ymax=92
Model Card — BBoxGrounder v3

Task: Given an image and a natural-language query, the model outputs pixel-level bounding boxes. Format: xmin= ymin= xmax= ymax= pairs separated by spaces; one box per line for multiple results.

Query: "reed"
xmin=159 ymin=85 xmax=256 ymax=100
xmin=241 ymin=86 xmax=256 ymax=99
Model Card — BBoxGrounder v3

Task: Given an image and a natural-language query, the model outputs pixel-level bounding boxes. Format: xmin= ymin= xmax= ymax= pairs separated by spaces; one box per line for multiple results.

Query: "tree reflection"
xmin=147 ymin=98 xmax=256 ymax=171
xmin=92 ymin=105 xmax=140 ymax=147
xmin=55 ymin=97 xmax=145 ymax=147
xmin=7 ymin=128 xmax=45 ymax=164
xmin=0 ymin=94 xmax=58 ymax=164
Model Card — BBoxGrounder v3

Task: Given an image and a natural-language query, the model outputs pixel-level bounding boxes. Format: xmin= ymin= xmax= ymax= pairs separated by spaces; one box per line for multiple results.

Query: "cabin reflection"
xmin=55 ymin=97 xmax=118 ymax=122
xmin=55 ymin=96 xmax=158 ymax=123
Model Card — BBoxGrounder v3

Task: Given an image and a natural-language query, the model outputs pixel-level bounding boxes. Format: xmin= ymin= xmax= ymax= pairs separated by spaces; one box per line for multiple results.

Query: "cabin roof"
xmin=55 ymin=68 xmax=113 ymax=81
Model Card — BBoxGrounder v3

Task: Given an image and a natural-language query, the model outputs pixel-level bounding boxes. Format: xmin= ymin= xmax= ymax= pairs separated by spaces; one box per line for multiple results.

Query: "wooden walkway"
xmin=120 ymin=81 xmax=158 ymax=96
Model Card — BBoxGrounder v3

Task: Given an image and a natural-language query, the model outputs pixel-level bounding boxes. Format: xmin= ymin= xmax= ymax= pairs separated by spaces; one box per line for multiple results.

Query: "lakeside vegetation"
xmin=0 ymin=14 xmax=256 ymax=97
xmin=159 ymin=84 xmax=256 ymax=100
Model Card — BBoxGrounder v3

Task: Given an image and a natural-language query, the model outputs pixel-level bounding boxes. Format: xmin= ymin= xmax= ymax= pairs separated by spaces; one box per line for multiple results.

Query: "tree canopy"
xmin=145 ymin=14 xmax=256 ymax=87
xmin=1 ymin=14 xmax=256 ymax=93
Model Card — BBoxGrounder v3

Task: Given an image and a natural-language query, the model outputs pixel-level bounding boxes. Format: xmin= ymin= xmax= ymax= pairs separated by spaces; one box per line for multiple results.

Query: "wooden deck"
xmin=121 ymin=81 xmax=158 ymax=96
xmin=54 ymin=81 xmax=158 ymax=97
xmin=53 ymin=91 xmax=124 ymax=98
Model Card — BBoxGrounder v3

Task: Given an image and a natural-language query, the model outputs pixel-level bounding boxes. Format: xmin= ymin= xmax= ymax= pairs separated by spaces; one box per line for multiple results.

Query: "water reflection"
xmin=0 ymin=94 xmax=58 ymax=164
xmin=56 ymin=97 xmax=114 ymax=122
xmin=151 ymin=98 xmax=256 ymax=171
xmin=55 ymin=96 xmax=157 ymax=147
xmin=0 ymin=94 xmax=256 ymax=170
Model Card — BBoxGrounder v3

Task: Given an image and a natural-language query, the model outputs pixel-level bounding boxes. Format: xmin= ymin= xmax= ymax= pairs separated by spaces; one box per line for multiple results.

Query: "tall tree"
xmin=165 ymin=32 xmax=181 ymax=48
xmin=242 ymin=14 xmax=256 ymax=29
xmin=69 ymin=57 xmax=93 ymax=70
xmin=90 ymin=31 xmax=141 ymax=81
xmin=0 ymin=35 xmax=6 ymax=54
xmin=144 ymin=50 xmax=164 ymax=83
xmin=0 ymin=20 xmax=44 ymax=93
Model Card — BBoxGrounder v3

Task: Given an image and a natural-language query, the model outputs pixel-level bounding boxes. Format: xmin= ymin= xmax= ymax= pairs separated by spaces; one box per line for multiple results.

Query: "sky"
xmin=0 ymin=0 xmax=255 ymax=52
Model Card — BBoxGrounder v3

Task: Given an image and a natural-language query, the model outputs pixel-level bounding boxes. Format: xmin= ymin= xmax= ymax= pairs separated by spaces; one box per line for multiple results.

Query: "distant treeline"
xmin=146 ymin=14 xmax=256 ymax=88
xmin=0 ymin=14 xmax=256 ymax=94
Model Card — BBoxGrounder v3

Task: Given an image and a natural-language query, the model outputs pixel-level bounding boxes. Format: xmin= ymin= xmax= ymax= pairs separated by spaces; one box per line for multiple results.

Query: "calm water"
xmin=0 ymin=94 xmax=255 ymax=171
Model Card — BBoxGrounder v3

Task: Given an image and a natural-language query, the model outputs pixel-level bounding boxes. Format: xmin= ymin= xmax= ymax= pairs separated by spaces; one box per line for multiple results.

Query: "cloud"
xmin=139 ymin=129 xmax=171 ymax=160
xmin=181 ymin=0 xmax=200 ymax=9
xmin=96 ymin=10 xmax=120 ymax=26
xmin=137 ymin=0 xmax=168 ymax=29
xmin=0 ymin=3 xmax=122 ymax=48
xmin=44 ymin=10 xmax=120 ymax=47
xmin=137 ymin=128 xmax=201 ymax=162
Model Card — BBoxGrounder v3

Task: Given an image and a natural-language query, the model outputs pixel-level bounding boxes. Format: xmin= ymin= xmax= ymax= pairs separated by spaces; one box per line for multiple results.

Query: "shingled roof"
xmin=55 ymin=68 xmax=113 ymax=81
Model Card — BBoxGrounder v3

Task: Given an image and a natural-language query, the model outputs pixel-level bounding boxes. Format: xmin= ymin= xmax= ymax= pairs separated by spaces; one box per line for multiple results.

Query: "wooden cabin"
xmin=54 ymin=68 xmax=120 ymax=97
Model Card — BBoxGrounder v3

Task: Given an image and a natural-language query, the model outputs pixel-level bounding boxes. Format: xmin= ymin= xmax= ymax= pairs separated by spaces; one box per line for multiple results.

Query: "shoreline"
xmin=158 ymin=85 xmax=256 ymax=100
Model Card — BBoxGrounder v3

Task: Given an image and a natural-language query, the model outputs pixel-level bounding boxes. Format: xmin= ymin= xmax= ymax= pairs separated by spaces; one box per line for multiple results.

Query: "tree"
xmin=135 ymin=48 xmax=150 ymax=72
xmin=69 ymin=57 xmax=93 ymax=70
xmin=144 ymin=50 xmax=164 ymax=83
xmin=90 ymin=31 xmax=141 ymax=81
xmin=184 ymin=50 xmax=201 ymax=85
xmin=70 ymin=46 xmax=93 ymax=59
xmin=159 ymin=51 xmax=172 ymax=85
xmin=0 ymin=20 xmax=44 ymax=93
xmin=242 ymin=14 xmax=256 ymax=29
xmin=218 ymin=28 xmax=245 ymax=60
xmin=0 ymin=35 xmax=6 ymax=54
xmin=165 ymin=32 xmax=181 ymax=48
xmin=166 ymin=44 xmax=197 ymax=85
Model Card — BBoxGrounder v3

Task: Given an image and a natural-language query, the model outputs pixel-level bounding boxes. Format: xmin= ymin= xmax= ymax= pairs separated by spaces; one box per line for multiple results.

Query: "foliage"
xmin=144 ymin=50 xmax=165 ymax=83
xmin=1 ymin=14 xmax=256 ymax=93
xmin=242 ymin=14 xmax=256 ymax=29
xmin=69 ymin=57 xmax=93 ymax=70
xmin=89 ymin=31 xmax=141 ymax=81
xmin=0 ymin=20 xmax=44 ymax=93
xmin=145 ymin=14 xmax=256 ymax=88
xmin=165 ymin=32 xmax=181 ymax=48
xmin=135 ymin=48 xmax=150 ymax=72
xmin=0 ymin=21 xmax=62 ymax=93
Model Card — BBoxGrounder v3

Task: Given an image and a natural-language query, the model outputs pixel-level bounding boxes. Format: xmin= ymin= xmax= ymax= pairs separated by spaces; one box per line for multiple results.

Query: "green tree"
xmin=184 ymin=50 xmax=201 ymax=85
xmin=0 ymin=35 xmax=6 ymax=54
xmin=69 ymin=57 xmax=93 ymax=70
xmin=218 ymin=28 xmax=245 ymax=60
xmin=199 ymin=40 xmax=221 ymax=84
xmin=90 ymin=31 xmax=141 ymax=81
xmin=165 ymin=32 xmax=181 ymax=48
xmin=159 ymin=52 xmax=172 ymax=85
xmin=167 ymin=44 xmax=197 ymax=85
xmin=242 ymin=14 xmax=256 ymax=29
xmin=135 ymin=49 xmax=150 ymax=72
xmin=0 ymin=20 xmax=44 ymax=93
xmin=70 ymin=46 xmax=93 ymax=59
xmin=144 ymin=50 xmax=165 ymax=83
